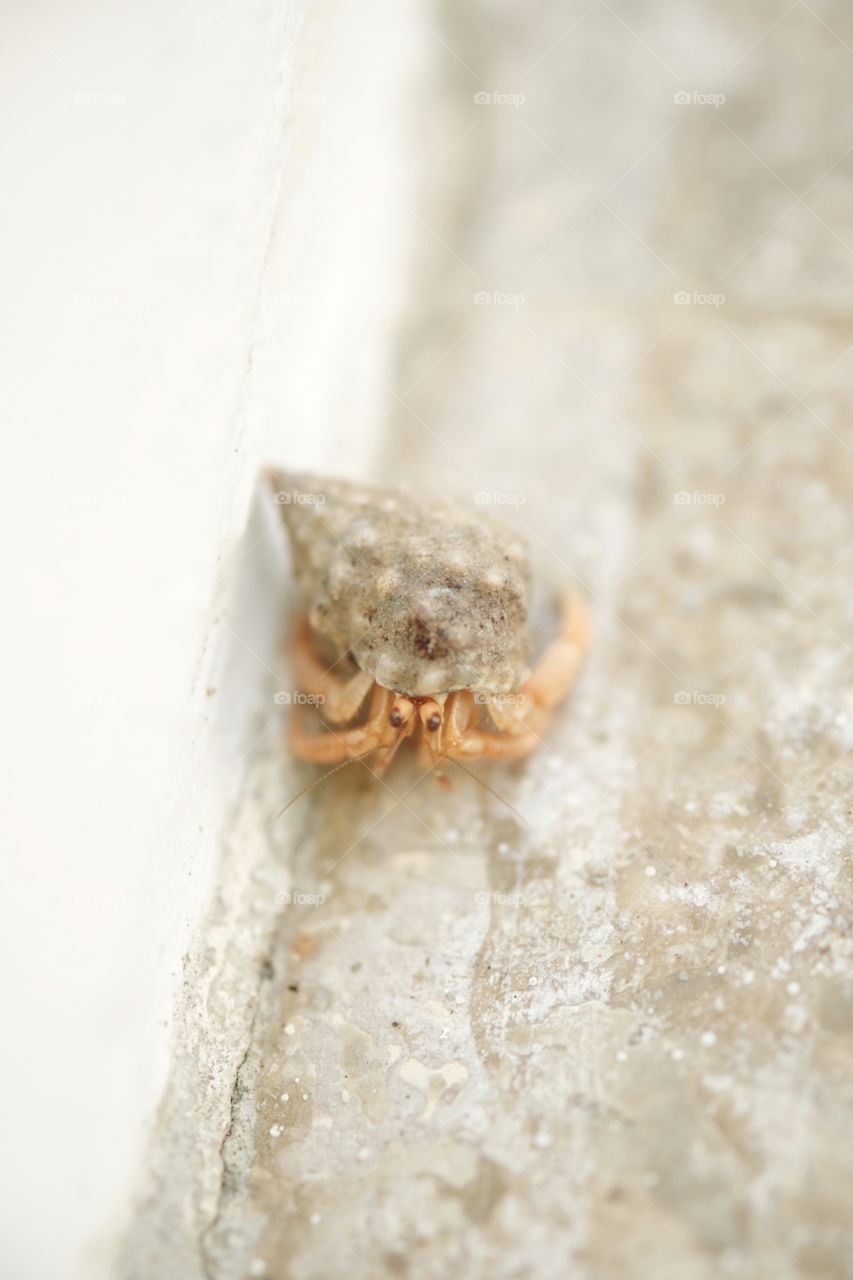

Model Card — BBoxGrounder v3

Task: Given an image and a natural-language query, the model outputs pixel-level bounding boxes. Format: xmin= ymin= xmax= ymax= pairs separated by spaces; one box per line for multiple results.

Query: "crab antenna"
xmin=277 ymin=746 xmax=383 ymax=817
xmin=443 ymin=755 xmax=529 ymax=829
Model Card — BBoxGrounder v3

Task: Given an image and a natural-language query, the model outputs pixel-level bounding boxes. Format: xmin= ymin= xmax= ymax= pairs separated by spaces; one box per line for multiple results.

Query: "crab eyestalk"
xmin=388 ymin=698 xmax=415 ymax=730
xmin=418 ymin=699 xmax=443 ymax=733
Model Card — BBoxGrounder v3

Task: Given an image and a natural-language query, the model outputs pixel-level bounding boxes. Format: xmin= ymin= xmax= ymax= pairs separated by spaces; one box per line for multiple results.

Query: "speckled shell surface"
xmin=271 ymin=471 xmax=532 ymax=697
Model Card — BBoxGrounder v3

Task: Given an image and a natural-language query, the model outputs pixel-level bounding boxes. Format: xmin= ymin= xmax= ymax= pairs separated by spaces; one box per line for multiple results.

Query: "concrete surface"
xmin=126 ymin=2 xmax=853 ymax=1278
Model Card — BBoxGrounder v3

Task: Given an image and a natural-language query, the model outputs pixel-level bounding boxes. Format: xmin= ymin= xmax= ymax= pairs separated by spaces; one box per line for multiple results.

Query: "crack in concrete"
xmin=199 ymin=957 xmax=272 ymax=1280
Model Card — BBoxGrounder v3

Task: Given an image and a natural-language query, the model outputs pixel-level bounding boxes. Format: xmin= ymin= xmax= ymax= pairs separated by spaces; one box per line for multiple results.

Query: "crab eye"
xmin=426 ymin=712 xmax=442 ymax=732
xmin=389 ymin=709 xmax=403 ymax=728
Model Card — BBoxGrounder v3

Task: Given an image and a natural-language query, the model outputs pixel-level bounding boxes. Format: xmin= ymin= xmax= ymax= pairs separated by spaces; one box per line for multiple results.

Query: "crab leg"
xmin=445 ymin=724 xmax=544 ymax=762
xmin=290 ymin=616 xmax=374 ymax=724
xmin=483 ymin=590 xmax=589 ymax=735
xmin=288 ymin=684 xmax=395 ymax=763
xmin=524 ymin=589 xmax=589 ymax=709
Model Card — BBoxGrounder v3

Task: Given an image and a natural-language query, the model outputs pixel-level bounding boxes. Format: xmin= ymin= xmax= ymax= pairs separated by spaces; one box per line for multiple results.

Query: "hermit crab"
xmin=268 ymin=470 xmax=589 ymax=778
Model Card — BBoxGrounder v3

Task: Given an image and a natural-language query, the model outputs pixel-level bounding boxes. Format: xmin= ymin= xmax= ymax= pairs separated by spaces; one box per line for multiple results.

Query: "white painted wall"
xmin=0 ymin=1 xmax=425 ymax=1275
